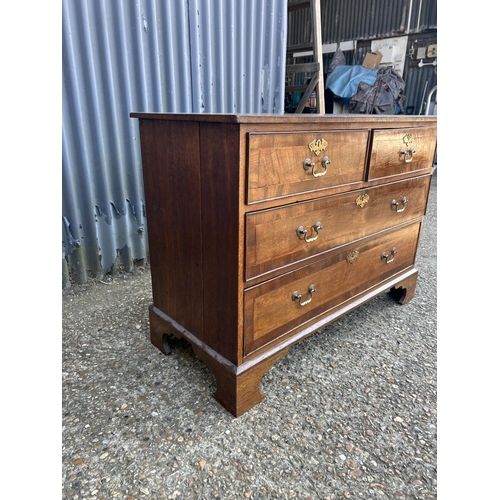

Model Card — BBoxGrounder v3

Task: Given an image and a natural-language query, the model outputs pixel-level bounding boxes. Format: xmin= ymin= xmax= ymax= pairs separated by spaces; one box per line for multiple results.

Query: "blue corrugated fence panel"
xmin=62 ymin=0 xmax=288 ymax=286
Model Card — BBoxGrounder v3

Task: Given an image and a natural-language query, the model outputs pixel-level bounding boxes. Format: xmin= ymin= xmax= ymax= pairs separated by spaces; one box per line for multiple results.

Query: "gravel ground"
xmin=62 ymin=173 xmax=437 ymax=499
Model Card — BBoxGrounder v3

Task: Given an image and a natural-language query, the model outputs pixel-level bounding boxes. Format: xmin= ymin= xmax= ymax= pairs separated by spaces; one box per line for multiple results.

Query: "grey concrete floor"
xmin=62 ymin=173 xmax=437 ymax=499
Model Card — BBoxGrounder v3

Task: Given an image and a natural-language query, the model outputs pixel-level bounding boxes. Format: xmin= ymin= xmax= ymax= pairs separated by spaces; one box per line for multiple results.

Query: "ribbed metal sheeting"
xmin=288 ymin=0 xmax=436 ymax=46
xmin=403 ymin=62 xmax=437 ymax=116
xmin=62 ymin=0 xmax=288 ymax=287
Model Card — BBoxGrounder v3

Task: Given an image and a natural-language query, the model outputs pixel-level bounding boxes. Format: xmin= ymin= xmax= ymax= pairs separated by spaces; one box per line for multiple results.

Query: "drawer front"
xmin=368 ymin=127 xmax=437 ymax=180
xmin=247 ymin=130 xmax=369 ymax=203
xmin=244 ymin=221 xmax=421 ymax=355
xmin=245 ymin=175 xmax=430 ymax=281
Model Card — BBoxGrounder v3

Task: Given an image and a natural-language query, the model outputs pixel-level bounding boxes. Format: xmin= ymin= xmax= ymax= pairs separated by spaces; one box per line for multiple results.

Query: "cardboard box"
xmin=362 ymin=51 xmax=382 ymax=69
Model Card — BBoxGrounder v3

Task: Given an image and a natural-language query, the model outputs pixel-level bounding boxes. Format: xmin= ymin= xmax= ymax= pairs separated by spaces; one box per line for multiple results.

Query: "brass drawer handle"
xmin=381 ymin=247 xmax=398 ymax=264
xmin=292 ymin=285 xmax=316 ymax=306
xmin=399 ymin=148 xmax=416 ymax=163
xmin=303 ymin=156 xmax=330 ymax=177
xmin=391 ymin=197 xmax=408 ymax=212
xmin=296 ymin=222 xmax=322 ymax=242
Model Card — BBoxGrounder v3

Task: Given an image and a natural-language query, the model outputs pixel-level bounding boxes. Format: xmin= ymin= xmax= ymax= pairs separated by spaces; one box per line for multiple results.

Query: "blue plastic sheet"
xmin=325 ymin=65 xmax=379 ymax=98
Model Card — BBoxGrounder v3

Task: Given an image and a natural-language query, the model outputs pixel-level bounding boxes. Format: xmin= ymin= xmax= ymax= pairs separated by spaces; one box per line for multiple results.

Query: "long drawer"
xmin=247 ymin=130 xmax=369 ymax=203
xmin=368 ymin=126 xmax=437 ymax=180
xmin=245 ymin=175 xmax=430 ymax=281
xmin=243 ymin=221 xmax=422 ymax=355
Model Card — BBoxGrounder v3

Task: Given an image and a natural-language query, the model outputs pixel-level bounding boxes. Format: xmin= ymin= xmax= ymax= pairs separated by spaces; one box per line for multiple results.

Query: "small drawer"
xmin=243 ymin=221 xmax=421 ymax=355
xmin=247 ymin=130 xmax=369 ymax=203
xmin=368 ymin=126 xmax=437 ymax=180
xmin=245 ymin=175 xmax=431 ymax=281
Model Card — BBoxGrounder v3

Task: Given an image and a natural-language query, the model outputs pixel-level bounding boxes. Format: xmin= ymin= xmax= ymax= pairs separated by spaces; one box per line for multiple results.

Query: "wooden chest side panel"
xmin=139 ymin=119 xmax=204 ymax=337
xmin=199 ymin=122 xmax=242 ymax=364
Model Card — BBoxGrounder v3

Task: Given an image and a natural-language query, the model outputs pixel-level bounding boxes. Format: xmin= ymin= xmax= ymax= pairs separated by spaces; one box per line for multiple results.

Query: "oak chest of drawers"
xmin=130 ymin=112 xmax=437 ymax=416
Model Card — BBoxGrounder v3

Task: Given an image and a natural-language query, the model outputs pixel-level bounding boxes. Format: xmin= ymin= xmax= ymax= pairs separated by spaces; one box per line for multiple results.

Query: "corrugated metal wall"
xmin=288 ymin=0 xmax=436 ymax=46
xmin=62 ymin=0 xmax=288 ymax=287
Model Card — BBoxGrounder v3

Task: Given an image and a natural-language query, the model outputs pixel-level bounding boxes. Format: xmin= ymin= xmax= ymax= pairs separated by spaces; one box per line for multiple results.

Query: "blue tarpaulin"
xmin=325 ymin=65 xmax=379 ymax=98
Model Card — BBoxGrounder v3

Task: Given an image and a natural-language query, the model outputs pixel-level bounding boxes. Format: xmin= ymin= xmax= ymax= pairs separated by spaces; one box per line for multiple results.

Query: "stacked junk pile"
xmin=325 ymin=49 xmax=406 ymax=115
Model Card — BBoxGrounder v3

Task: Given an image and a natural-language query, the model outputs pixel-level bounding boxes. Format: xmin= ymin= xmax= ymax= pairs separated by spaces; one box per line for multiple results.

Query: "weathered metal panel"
xmin=62 ymin=0 xmax=288 ymax=286
xmin=404 ymin=62 xmax=437 ymax=116
xmin=288 ymin=0 xmax=436 ymax=46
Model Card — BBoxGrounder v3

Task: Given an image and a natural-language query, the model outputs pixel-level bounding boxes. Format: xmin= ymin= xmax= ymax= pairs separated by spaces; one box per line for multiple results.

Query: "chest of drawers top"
xmin=131 ymin=112 xmax=436 ymax=204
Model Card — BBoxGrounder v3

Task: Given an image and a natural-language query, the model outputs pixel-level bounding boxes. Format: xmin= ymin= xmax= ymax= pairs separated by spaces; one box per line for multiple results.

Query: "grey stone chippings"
xmin=62 ymin=173 xmax=437 ymax=499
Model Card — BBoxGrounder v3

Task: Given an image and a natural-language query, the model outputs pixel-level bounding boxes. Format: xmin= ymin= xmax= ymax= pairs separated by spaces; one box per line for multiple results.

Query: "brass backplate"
xmin=308 ymin=138 xmax=328 ymax=156
xmin=355 ymin=193 xmax=370 ymax=208
xmin=346 ymin=251 xmax=359 ymax=264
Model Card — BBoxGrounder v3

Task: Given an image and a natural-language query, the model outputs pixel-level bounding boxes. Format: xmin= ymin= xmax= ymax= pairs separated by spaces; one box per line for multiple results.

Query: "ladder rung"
xmin=286 ymin=43 xmax=314 ymax=54
xmin=286 ymin=62 xmax=321 ymax=74
xmin=288 ymin=0 xmax=311 ymax=12
xmin=285 ymin=86 xmax=310 ymax=92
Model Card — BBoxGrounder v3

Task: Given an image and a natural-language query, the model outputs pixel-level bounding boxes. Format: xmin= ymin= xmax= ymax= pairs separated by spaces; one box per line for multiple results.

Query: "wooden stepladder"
xmin=286 ymin=0 xmax=325 ymax=114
